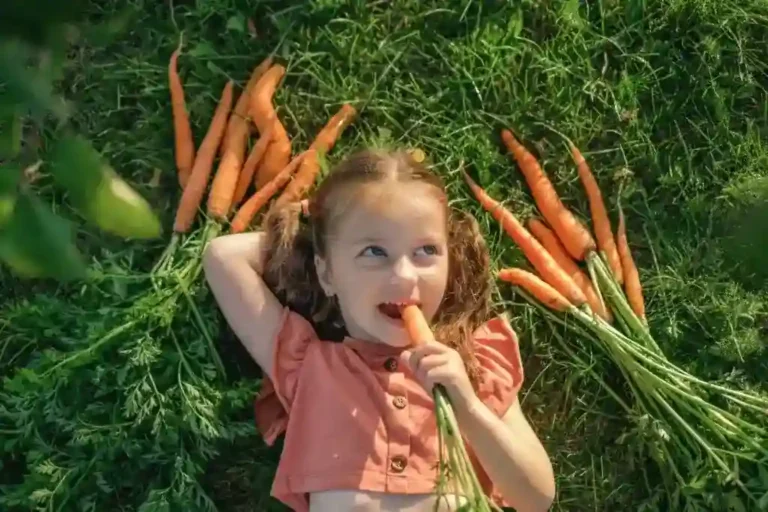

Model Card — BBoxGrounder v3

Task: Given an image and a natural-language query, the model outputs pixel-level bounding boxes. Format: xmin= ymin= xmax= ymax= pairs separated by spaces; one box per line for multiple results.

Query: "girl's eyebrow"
xmin=353 ymin=236 xmax=385 ymax=244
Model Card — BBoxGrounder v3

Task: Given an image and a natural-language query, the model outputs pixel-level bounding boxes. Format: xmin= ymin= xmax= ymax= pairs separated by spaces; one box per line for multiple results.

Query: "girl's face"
xmin=315 ymin=181 xmax=449 ymax=347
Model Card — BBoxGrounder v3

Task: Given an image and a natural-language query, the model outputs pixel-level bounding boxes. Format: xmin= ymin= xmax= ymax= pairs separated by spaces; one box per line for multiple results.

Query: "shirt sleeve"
xmin=253 ymin=307 xmax=318 ymax=446
xmin=473 ymin=314 xmax=525 ymax=418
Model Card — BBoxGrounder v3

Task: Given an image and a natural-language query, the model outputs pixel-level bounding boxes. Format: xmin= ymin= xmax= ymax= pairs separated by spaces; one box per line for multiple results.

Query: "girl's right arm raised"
xmin=203 ymin=232 xmax=283 ymax=377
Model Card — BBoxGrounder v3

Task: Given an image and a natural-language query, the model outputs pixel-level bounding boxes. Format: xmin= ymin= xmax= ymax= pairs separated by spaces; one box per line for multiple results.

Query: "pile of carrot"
xmin=464 ymin=129 xmax=768 ymax=509
xmin=166 ymin=44 xmax=357 ymax=242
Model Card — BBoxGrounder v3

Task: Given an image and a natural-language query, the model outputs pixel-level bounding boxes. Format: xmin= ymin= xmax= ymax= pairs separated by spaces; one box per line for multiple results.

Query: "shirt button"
xmin=392 ymin=396 xmax=407 ymax=409
xmin=383 ymin=357 xmax=398 ymax=372
xmin=390 ymin=455 xmax=407 ymax=473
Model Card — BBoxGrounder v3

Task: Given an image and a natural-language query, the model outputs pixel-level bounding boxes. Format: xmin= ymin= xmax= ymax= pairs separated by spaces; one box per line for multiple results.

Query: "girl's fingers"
xmin=404 ymin=344 xmax=446 ymax=372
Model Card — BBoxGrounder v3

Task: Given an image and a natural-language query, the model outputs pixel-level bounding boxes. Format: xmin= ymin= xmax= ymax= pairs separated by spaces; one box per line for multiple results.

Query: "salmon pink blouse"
xmin=254 ymin=308 xmax=525 ymax=512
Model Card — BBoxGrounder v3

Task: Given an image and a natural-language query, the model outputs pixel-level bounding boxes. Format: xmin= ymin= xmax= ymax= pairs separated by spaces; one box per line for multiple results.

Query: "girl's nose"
xmin=391 ymin=256 xmax=418 ymax=284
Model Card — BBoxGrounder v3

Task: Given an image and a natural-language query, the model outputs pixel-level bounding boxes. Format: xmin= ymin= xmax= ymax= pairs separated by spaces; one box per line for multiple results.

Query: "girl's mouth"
xmin=377 ymin=301 xmax=420 ymax=320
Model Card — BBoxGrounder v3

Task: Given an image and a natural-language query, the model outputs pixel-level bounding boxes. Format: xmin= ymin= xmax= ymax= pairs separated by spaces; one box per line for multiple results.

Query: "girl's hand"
xmin=401 ymin=342 xmax=477 ymax=409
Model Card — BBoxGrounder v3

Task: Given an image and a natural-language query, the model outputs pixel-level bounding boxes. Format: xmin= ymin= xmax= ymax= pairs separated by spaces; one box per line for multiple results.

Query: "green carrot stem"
xmin=587 ymin=252 xmax=659 ymax=352
xmin=591 ymin=315 xmax=768 ymax=411
xmin=649 ymin=389 xmax=758 ymax=504
xmin=175 ymin=272 xmax=225 ymax=377
xmin=633 ymin=364 xmax=768 ymax=451
xmin=547 ymin=326 xmax=633 ymax=414
xmin=434 ymin=388 xmax=492 ymax=509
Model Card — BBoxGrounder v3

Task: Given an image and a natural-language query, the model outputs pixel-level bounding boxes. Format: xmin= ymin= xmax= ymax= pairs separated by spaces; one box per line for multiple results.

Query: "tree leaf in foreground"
xmin=48 ymin=135 xmax=162 ymax=239
xmin=0 ymin=189 xmax=86 ymax=279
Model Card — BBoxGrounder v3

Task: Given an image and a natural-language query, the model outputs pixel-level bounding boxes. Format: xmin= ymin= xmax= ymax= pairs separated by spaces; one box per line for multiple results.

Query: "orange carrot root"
xmin=501 ymin=129 xmax=596 ymax=261
xmin=173 ymin=81 xmax=234 ymax=233
xmin=401 ymin=305 xmax=434 ymax=347
xmin=570 ymin=142 xmax=624 ymax=285
xmin=275 ymin=148 xmax=319 ymax=206
xmin=462 ymin=171 xmax=587 ymax=306
xmin=255 ymin=122 xmax=291 ymax=189
xmin=310 ymin=104 xmax=358 ymax=154
xmin=232 ymin=119 xmax=276 ymax=206
xmin=249 ymin=64 xmax=286 ymax=133
xmin=498 ymin=268 xmax=573 ymax=312
xmin=528 ymin=218 xmax=611 ymax=321
xmin=617 ymin=209 xmax=646 ymax=321
xmin=206 ymin=59 xmax=276 ymax=219
xmin=230 ymin=151 xmax=308 ymax=233
xmin=169 ymin=42 xmax=195 ymax=188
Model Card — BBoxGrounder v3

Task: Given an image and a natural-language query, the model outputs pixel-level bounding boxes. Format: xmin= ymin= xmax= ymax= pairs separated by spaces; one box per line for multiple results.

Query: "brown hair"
xmin=261 ymin=149 xmax=492 ymax=384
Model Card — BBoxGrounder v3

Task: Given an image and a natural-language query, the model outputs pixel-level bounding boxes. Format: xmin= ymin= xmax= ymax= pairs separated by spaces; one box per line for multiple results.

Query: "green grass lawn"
xmin=2 ymin=0 xmax=768 ymax=510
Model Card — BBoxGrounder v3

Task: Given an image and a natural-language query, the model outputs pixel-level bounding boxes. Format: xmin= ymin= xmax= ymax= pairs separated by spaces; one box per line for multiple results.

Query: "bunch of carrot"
xmin=465 ymin=129 xmax=768 ymax=509
xmin=157 ymin=41 xmax=357 ymax=272
xmin=401 ymin=305 xmax=501 ymax=512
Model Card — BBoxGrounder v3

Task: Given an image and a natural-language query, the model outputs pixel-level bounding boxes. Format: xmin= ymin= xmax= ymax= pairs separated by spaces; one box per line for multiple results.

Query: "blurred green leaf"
xmin=0 ymin=40 xmax=70 ymax=121
xmin=0 ymin=164 xmax=20 ymax=228
xmin=0 ymin=189 xmax=86 ymax=280
xmin=48 ymin=135 xmax=162 ymax=239
xmin=0 ymin=1 xmax=87 ymax=46
xmin=225 ymin=14 xmax=246 ymax=34
xmin=0 ymin=105 xmax=22 ymax=159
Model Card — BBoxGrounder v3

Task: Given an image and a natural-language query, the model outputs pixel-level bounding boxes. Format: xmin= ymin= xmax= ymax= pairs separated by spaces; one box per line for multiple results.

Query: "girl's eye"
xmin=360 ymin=245 xmax=387 ymax=257
xmin=415 ymin=245 xmax=439 ymax=256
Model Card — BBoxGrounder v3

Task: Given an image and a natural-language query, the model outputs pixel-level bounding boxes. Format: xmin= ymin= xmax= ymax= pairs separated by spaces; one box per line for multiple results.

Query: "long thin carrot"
xmin=528 ymin=218 xmax=611 ymax=321
xmin=255 ymin=122 xmax=291 ymax=189
xmin=570 ymin=142 xmax=624 ymax=284
xmin=616 ymin=208 xmax=646 ymax=321
xmin=232 ymin=119 xmax=275 ymax=206
xmin=230 ymin=151 xmax=307 ymax=233
xmin=173 ymin=81 xmax=234 ymax=233
xmin=462 ymin=171 xmax=586 ymax=306
xmin=401 ymin=305 xmax=433 ymax=347
xmin=310 ymin=104 xmax=357 ymax=153
xmin=275 ymin=148 xmax=319 ymax=206
xmin=501 ymin=129 xmax=596 ymax=261
xmin=498 ymin=268 xmax=573 ymax=313
xmin=169 ymin=40 xmax=195 ymax=188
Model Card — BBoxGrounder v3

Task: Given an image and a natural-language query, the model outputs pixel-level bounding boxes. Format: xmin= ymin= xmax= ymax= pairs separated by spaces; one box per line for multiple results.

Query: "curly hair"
xmin=260 ymin=149 xmax=492 ymax=385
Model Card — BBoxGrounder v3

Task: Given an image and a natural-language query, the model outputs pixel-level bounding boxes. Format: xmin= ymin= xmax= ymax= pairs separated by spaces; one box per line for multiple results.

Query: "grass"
xmin=2 ymin=0 xmax=768 ymax=510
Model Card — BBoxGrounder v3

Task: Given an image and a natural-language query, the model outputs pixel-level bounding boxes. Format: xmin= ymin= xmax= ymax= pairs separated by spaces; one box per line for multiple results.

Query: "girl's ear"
xmin=314 ymin=254 xmax=335 ymax=297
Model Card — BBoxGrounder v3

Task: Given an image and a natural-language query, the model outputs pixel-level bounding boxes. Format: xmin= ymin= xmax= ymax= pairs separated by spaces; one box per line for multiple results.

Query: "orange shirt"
xmin=254 ymin=308 xmax=525 ymax=512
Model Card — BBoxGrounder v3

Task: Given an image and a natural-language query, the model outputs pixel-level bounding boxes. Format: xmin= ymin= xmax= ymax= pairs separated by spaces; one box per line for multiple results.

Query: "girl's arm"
xmin=454 ymin=397 xmax=555 ymax=512
xmin=202 ymin=232 xmax=284 ymax=378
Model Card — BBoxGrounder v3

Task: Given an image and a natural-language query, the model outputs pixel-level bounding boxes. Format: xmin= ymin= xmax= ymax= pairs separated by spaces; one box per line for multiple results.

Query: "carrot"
xmin=169 ymin=40 xmax=195 ymax=188
xmin=570 ymin=142 xmax=624 ymax=284
xmin=206 ymin=61 xmax=275 ymax=220
xmin=401 ymin=304 xmax=434 ymax=347
xmin=232 ymin=118 xmax=276 ymax=206
xmin=501 ymin=129 xmax=596 ymax=261
xmin=310 ymin=104 xmax=357 ymax=153
xmin=224 ymin=57 xmax=273 ymax=147
xmin=275 ymin=148 xmax=319 ymax=206
xmin=249 ymin=64 xmax=286 ymax=133
xmin=528 ymin=218 xmax=611 ymax=321
xmin=616 ymin=208 xmax=646 ymax=321
xmin=462 ymin=171 xmax=586 ymax=306
xmin=173 ymin=81 xmax=234 ymax=233
xmin=230 ymin=151 xmax=308 ymax=233
xmin=498 ymin=268 xmax=573 ymax=313
xmin=255 ymin=122 xmax=291 ymax=189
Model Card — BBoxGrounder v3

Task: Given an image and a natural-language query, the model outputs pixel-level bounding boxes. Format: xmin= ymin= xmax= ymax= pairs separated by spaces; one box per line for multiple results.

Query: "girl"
xmin=203 ymin=150 xmax=555 ymax=512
